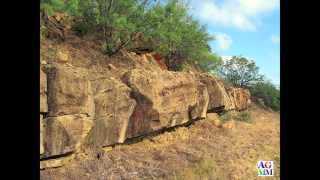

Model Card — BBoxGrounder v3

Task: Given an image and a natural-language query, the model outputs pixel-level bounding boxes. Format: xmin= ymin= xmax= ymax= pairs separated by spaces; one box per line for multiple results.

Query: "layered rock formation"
xmin=227 ymin=88 xmax=251 ymax=110
xmin=197 ymin=73 xmax=235 ymax=112
xmin=40 ymin=53 xmax=251 ymax=168
xmin=122 ymin=69 xmax=209 ymax=138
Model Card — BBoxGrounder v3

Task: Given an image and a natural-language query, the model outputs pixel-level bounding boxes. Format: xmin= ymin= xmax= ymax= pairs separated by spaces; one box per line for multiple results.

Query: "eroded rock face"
xmin=123 ymin=69 xmax=209 ymax=138
xmin=227 ymin=88 xmax=251 ymax=111
xmin=197 ymin=73 xmax=235 ymax=112
xmin=46 ymin=64 xmax=94 ymax=117
xmin=85 ymin=77 xmax=136 ymax=147
xmin=40 ymin=56 xmax=252 ymax=166
xmin=41 ymin=114 xmax=93 ymax=159
xmin=40 ymin=68 xmax=48 ymax=113
xmin=40 ymin=115 xmax=44 ymax=155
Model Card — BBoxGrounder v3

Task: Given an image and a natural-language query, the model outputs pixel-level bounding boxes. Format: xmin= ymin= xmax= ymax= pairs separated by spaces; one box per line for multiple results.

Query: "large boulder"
xmin=85 ymin=77 xmax=137 ymax=147
xmin=40 ymin=68 xmax=48 ymax=113
xmin=197 ymin=73 xmax=235 ymax=112
xmin=227 ymin=88 xmax=251 ymax=110
xmin=41 ymin=114 xmax=93 ymax=159
xmin=46 ymin=64 xmax=95 ymax=117
xmin=122 ymin=69 xmax=209 ymax=138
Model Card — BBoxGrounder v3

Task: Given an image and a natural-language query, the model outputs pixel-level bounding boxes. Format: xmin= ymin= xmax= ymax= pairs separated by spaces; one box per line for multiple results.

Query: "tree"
xmin=218 ymin=56 xmax=264 ymax=88
xmin=140 ymin=0 xmax=221 ymax=71
xmin=249 ymin=81 xmax=280 ymax=111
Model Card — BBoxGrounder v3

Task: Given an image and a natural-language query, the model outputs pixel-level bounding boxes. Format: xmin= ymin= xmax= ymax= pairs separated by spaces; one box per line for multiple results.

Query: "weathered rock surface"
xmin=46 ymin=64 xmax=94 ymax=117
xmin=40 ymin=52 xmax=251 ymax=166
xmin=206 ymin=113 xmax=221 ymax=127
xmin=85 ymin=77 xmax=136 ymax=147
xmin=122 ymin=69 xmax=209 ymax=138
xmin=40 ymin=68 xmax=48 ymax=113
xmin=56 ymin=49 xmax=69 ymax=63
xmin=197 ymin=73 xmax=235 ymax=111
xmin=227 ymin=88 xmax=251 ymax=111
xmin=40 ymin=114 xmax=44 ymax=155
xmin=40 ymin=154 xmax=75 ymax=169
xmin=41 ymin=114 xmax=93 ymax=159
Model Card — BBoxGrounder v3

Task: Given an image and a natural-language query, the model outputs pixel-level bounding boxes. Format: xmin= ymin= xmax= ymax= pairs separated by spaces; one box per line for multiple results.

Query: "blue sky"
xmin=188 ymin=0 xmax=280 ymax=87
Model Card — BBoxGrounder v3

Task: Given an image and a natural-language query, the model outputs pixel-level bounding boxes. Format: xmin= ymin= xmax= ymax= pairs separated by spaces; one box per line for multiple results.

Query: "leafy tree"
xmin=218 ymin=56 xmax=264 ymax=88
xmin=249 ymin=81 xmax=280 ymax=111
xmin=142 ymin=0 xmax=220 ymax=71
xmin=75 ymin=0 xmax=152 ymax=55
xmin=40 ymin=0 xmax=79 ymax=16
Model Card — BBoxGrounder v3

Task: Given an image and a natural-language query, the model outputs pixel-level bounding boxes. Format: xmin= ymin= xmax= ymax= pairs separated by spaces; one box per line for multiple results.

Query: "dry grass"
xmin=41 ymin=105 xmax=280 ymax=180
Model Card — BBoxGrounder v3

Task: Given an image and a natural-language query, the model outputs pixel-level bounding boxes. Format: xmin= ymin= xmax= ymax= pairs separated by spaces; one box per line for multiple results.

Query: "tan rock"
xmin=206 ymin=113 xmax=221 ymax=127
xmin=40 ymin=115 xmax=44 ymax=155
xmin=107 ymin=63 xmax=116 ymax=70
xmin=40 ymin=68 xmax=48 ymax=113
xmin=227 ymin=88 xmax=251 ymax=111
xmin=123 ymin=69 xmax=209 ymax=138
xmin=41 ymin=114 xmax=93 ymax=159
xmin=40 ymin=154 xmax=75 ymax=170
xmin=222 ymin=120 xmax=235 ymax=129
xmin=103 ymin=146 xmax=113 ymax=153
xmin=85 ymin=78 xmax=136 ymax=147
xmin=46 ymin=64 xmax=94 ymax=117
xmin=197 ymin=73 xmax=235 ymax=111
xmin=56 ymin=49 xmax=69 ymax=63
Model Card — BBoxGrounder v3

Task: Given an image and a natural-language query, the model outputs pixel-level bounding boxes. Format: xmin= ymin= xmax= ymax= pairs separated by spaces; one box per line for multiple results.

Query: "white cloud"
xmin=215 ymin=32 xmax=232 ymax=50
xmin=271 ymin=34 xmax=280 ymax=44
xmin=190 ymin=0 xmax=279 ymax=31
xmin=221 ymin=55 xmax=233 ymax=62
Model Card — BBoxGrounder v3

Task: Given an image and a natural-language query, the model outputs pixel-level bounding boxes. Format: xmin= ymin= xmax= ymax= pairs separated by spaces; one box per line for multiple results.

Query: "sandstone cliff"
xmin=40 ymin=37 xmax=251 ymax=169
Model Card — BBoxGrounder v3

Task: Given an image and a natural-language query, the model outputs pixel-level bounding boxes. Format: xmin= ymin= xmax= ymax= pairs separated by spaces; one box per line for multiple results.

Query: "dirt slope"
xmin=40 ymin=105 xmax=280 ymax=180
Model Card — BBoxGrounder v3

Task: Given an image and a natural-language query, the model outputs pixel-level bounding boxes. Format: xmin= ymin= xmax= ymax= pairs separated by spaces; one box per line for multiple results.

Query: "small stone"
xmin=108 ymin=63 xmax=116 ymax=70
xmin=222 ymin=120 xmax=235 ymax=129
xmin=103 ymin=146 xmax=113 ymax=153
xmin=56 ymin=50 xmax=69 ymax=63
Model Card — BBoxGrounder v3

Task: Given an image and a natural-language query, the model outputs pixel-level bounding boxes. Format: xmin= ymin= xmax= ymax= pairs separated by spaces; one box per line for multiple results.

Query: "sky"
xmin=188 ymin=0 xmax=280 ymax=87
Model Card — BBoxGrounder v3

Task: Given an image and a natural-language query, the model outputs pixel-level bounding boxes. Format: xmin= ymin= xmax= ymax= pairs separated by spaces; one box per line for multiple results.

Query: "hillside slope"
xmin=40 ymin=104 xmax=280 ymax=180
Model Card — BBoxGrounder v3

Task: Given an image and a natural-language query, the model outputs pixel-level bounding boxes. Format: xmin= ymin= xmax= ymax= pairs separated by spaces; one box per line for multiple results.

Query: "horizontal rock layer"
xmin=40 ymin=58 xmax=251 ymax=165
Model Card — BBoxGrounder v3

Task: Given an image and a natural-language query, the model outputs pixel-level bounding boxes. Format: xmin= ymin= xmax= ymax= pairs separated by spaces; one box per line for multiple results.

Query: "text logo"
xmin=257 ymin=161 xmax=273 ymax=176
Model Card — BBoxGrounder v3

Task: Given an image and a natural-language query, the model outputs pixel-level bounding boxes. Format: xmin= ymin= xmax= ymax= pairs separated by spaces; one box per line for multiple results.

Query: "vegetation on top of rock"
xmin=40 ymin=0 xmax=222 ymax=72
xmin=40 ymin=1 xmax=279 ymax=112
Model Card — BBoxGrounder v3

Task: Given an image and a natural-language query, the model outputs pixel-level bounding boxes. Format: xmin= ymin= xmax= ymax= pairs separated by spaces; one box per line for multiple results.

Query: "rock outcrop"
xmin=122 ymin=69 xmax=209 ymax=138
xmin=40 ymin=52 xmax=251 ymax=168
xmin=45 ymin=64 xmax=95 ymax=117
xmin=86 ymin=77 xmax=136 ymax=147
xmin=227 ymin=88 xmax=251 ymax=111
xmin=40 ymin=68 xmax=48 ymax=113
xmin=197 ymin=73 xmax=235 ymax=112
xmin=41 ymin=114 xmax=93 ymax=159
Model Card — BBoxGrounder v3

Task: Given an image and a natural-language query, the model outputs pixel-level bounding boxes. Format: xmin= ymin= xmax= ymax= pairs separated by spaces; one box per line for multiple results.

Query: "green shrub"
xmin=219 ymin=112 xmax=233 ymax=122
xmin=40 ymin=0 xmax=222 ymax=72
xmin=219 ymin=111 xmax=251 ymax=123
xmin=249 ymin=81 xmax=280 ymax=111
xmin=234 ymin=111 xmax=251 ymax=123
